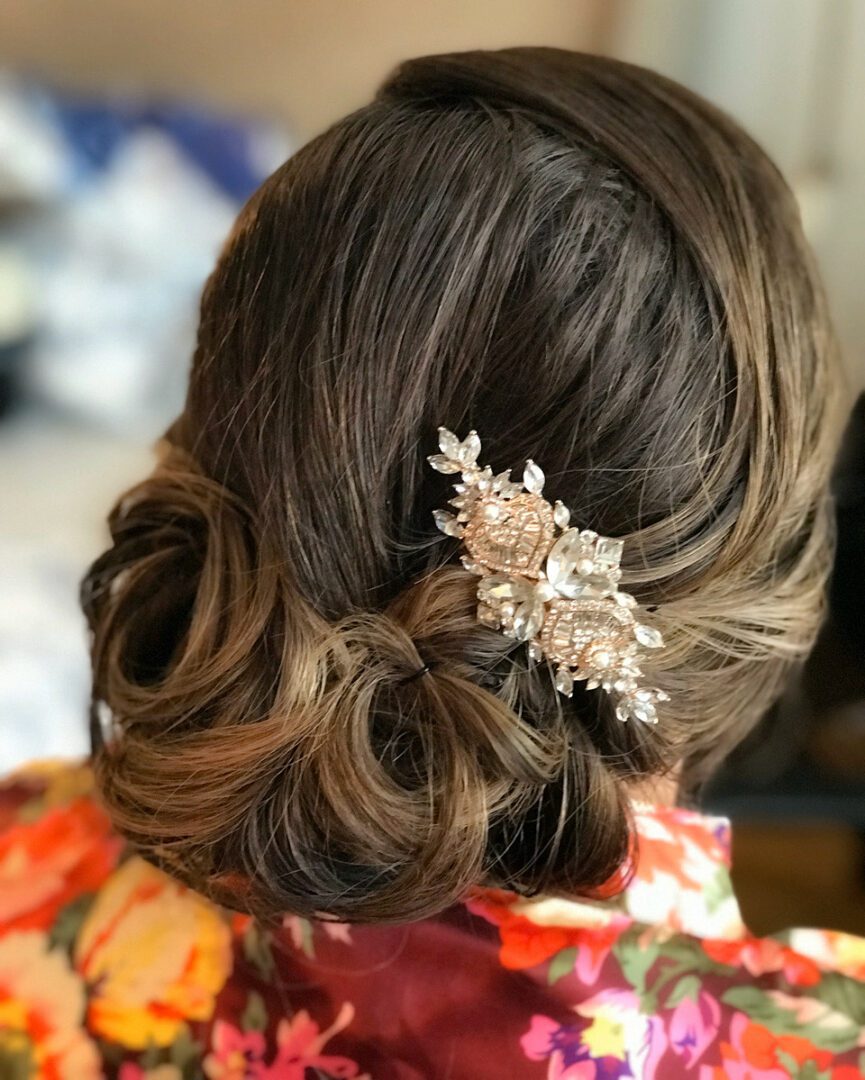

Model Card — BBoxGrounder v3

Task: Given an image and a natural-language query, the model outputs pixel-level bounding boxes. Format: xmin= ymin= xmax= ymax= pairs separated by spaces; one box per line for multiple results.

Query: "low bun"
xmin=85 ymin=452 xmax=636 ymax=922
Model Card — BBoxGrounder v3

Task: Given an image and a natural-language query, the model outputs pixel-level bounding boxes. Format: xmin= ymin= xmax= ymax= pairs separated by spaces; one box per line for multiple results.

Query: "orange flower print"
xmin=74 ymin=856 xmax=232 ymax=1049
xmin=631 ymin=807 xmax=731 ymax=889
xmin=0 ymin=796 xmax=122 ymax=935
xmin=467 ymin=889 xmax=627 ymax=982
xmin=707 ymin=1013 xmax=833 ymax=1078
xmin=788 ymin=927 xmax=865 ymax=982
xmin=0 ymin=930 xmax=101 ymax=1079
xmin=702 ymin=936 xmax=821 ymax=987
xmin=625 ymin=807 xmax=745 ymax=939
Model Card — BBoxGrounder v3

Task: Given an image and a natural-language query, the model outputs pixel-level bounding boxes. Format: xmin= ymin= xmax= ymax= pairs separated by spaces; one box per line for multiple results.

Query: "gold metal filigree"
xmin=429 ymin=428 xmax=669 ymax=724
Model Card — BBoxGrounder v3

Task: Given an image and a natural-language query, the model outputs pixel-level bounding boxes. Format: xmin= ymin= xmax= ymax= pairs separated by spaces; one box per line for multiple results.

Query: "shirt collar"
xmin=475 ymin=804 xmax=746 ymax=941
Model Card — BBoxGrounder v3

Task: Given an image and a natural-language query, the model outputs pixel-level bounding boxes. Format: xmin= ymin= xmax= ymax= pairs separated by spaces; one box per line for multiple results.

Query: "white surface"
xmin=617 ymin=0 xmax=865 ymax=387
xmin=0 ymin=415 xmax=151 ymax=771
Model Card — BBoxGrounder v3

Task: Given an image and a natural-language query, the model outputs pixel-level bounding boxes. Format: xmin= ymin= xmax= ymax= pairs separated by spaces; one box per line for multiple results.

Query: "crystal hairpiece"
xmin=429 ymin=428 xmax=668 ymax=725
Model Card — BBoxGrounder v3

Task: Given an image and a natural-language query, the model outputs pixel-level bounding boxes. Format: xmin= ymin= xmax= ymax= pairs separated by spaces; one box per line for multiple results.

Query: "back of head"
xmin=83 ymin=48 xmax=840 ymax=923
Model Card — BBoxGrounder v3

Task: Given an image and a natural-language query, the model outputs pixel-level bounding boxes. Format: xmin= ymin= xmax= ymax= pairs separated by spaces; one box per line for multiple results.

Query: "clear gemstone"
xmin=595 ymin=537 xmax=624 ymax=567
xmin=615 ymin=703 xmax=632 ymax=722
xmin=553 ymin=501 xmax=571 ymax=528
xmin=634 ymin=624 xmax=664 ymax=649
xmin=527 ymin=642 xmax=543 ymax=663
xmin=614 ymin=592 xmax=638 ymax=609
xmin=631 ymin=702 xmax=658 ymax=725
xmin=545 ymin=529 xmax=587 ymax=599
xmin=586 ymin=647 xmax=614 ymax=669
xmin=523 ymin=460 xmax=545 ymax=494
xmin=428 ymin=454 xmax=461 ymax=474
xmin=478 ymin=605 xmax=500 ymax=627
xmin=482 ymin=502 xmax=501 ymax=522
xmin=433 ymin=509 xmax=462 ymax=536
xmin=438 ymin=427 xmax=462 ymax=459
xmin=585 ymin=678 xmax=600 ymax=690
xmin=555 ymin=668 xmax=575 ymax=696
xmin=460 ymin=430 xmax=481 ymax=465
xmin=481 ymin=577 xmax=517 ymax=601
xmin=580 ymin=530 xmax=598 ymax=546
xmin=535 ymin=580 xmax=556 ymax=602
xmin=513 ymin=599 xmax=544 ymax=641
xmin=461 ymin=556 xmax=483 ymax=575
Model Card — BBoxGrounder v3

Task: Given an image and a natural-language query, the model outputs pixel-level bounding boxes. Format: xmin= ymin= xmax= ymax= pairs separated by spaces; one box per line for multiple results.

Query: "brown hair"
xmin=82 ymin=48 xmax=840 ymax=924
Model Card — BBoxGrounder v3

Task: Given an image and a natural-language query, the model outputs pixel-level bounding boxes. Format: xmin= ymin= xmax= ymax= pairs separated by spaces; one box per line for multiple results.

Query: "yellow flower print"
xmin=0 ymin=930 xmax=101 ymax=1079
xmin=74 ymin=857 xmax=232 ymax=1049
xmin=581 ymin=1012 xmax=627 ymax=1059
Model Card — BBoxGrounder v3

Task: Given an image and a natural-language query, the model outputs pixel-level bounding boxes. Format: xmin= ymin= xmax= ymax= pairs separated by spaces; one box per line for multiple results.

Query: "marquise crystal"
xmin=429 ymin=428 xmax=668 ymax=725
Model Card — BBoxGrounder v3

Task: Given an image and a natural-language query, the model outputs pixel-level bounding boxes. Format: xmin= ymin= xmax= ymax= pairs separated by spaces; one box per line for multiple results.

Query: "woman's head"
xmin=83 ymin=48 xmax=840 ymax=923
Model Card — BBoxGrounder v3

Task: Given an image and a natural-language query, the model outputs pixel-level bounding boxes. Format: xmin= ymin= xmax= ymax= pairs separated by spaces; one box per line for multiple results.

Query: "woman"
xmin=3 ymin=48 xmax=863 ymax=1079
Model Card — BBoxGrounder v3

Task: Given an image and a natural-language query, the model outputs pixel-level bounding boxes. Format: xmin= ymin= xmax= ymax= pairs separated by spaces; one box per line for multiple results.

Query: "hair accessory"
xmin=429 ymin=428 xmax=669 ymax=724
xmin=401 ymin=661 xmax=435 ymax=684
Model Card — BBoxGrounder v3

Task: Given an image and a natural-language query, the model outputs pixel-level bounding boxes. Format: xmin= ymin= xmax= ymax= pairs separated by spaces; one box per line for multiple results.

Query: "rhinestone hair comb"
xmin=429 ymin=428 xmax=668 ymax=724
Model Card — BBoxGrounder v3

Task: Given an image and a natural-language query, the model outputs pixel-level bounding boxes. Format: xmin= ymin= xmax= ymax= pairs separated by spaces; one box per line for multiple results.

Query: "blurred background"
xmin=1 ymin=0 xmax=864 ymax=934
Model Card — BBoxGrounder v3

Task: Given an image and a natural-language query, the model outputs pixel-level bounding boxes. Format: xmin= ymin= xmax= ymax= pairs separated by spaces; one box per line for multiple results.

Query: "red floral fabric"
xmin=1 ymin=761 xmax=864 ymax=1079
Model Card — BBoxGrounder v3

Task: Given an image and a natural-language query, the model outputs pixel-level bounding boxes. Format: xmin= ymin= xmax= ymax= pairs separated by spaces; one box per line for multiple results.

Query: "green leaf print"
xmin=242 ymin=921 xmax=277 ymax=979
xmin=547 ymin=946 xmax=578 ymax=985
xmin=615 ymin=932 xmax=660 ymax=997
xmin=296 ymin=917 xmax=315 ymax=959
xmin=666 ymin=974 xmax=702 ymax=1006
xmin=48 ymin=894 xmax=95 ymax=954
xmin=140 ymin=1040 xmax=162 ymax=1068
xmin=721 ymin=986 xmax=862 ymax=1054
xmin=169 ymin=1025 xmax=203 ymax=1071
xmin=242 ymin=990 xmax=269 ymax=1033
xmin=703 ymin=866 xmax=732 ymax=914
xmin=0 ymin=1037 xmax=35 ymax=1080
xmin=814 ymin=972 xmax=865 ymax=1026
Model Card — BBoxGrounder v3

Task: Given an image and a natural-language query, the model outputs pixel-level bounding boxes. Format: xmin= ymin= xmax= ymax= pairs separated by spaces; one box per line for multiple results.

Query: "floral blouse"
xmin=1 ymin=761 xmax=865 ymax=1079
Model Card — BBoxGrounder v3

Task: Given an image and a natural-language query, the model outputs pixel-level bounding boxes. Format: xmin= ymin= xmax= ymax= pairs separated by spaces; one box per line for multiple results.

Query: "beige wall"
xmin=0 ymin=0 xmax=613 ymax=138
xmin=613 ymin=0 xmax=865 ymax=386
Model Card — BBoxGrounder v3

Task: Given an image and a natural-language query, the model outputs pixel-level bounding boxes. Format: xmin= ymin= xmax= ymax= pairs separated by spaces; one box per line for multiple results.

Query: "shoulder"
xmin=0 ymin=758 xmax=123 ymax=934
xmin=0 ymin=760 xmax=368 ymax=1079
xmin=3 ymin=764 xmax=865 ymax=1079
xmin=467 ymin=886 xmax=865 ymax=1077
